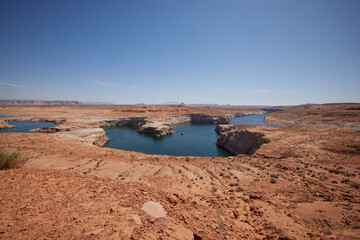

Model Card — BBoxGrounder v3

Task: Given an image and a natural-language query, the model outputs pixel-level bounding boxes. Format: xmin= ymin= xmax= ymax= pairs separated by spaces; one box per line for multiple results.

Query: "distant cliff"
xmin=0 ymin=100 xmax=80 ymax=106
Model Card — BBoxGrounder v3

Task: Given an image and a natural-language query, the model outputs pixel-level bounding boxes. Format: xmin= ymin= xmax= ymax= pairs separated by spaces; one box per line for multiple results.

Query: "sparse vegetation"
xmin=351 ymin=222 xmax=360 ymax=229
xmin=216 ymin=207 xmax=225 ymax=216
xmin=329 ymin=169 xmax=340 ymax=174
xmin=0 ymin=148 xmax=28 ymax=170
xmin=347 ymin=145 xmax=360 ymax=152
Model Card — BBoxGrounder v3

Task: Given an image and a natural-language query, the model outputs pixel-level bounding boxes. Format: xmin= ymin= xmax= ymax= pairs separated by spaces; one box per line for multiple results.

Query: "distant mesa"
xmin=79 ymin=101 xmax=115 ymax=105
xmin=0 ymin=100 xmax=80 ymax=106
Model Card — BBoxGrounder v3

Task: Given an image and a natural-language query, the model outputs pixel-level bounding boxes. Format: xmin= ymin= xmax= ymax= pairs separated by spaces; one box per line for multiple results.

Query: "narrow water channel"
xmin=231 ymin=114 xmax=277 ymax=127
xmin=0 ymin=121 xmax=58 ymax=133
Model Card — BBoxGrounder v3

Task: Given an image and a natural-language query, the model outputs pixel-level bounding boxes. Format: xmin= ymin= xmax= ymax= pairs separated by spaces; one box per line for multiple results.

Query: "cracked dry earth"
xmin=0 ymin=104 xmax=359 ymax=239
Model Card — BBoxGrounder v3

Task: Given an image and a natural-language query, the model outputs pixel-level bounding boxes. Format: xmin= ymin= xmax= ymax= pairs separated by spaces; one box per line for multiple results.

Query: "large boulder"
xmin=141 ymin=201 xmax=168 ymax=232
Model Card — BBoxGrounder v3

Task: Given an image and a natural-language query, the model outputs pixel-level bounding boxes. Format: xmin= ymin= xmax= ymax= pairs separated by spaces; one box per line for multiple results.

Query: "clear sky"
xmin=0 ymin=0 xmax=359 ymax=105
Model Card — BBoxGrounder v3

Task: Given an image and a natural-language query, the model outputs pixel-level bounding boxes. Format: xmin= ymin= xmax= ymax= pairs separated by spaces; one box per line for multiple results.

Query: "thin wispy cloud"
xmin=251 ymin=89 xmax=270 ymax=94
xmin=209 ymin=88 xmax=227 ymax=92
xmin=258 ymin=89 xmax=270 ymax=93
xmin=95 ymin=81 xmax=138 ymax=89
xmin=275 ymin=88 xmax=295 ymax=95
xmin=0 ymin=80 xmax=25 ymax=88
xmin=251 ymin=88 xmax=295 ymax=94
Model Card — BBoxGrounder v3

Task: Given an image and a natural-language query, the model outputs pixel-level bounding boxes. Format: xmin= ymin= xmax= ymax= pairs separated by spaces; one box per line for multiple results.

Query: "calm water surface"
xmin=231 ymin=114 xmax=278 ymax=127
xmin=103 ymin=113 xmax=278 ymax=157
xmin=104 ymin=123 xmax=231 ymax=157
xmin=0 ymin=121 xmax=58 ymax=133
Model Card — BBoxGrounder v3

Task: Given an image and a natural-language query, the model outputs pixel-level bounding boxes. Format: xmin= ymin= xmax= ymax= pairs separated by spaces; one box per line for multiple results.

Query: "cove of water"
xmin=103 ymin=123 xmax=231 ymax=157
xmin=231 ymin=114 xmax=278 ymax=127
xmin=0 ymin=121 xmax=58 ymax=133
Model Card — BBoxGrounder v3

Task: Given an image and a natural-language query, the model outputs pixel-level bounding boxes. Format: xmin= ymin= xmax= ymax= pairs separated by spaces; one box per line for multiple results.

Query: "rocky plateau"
xmin=0 ymin=104 xmax=359 ymax=239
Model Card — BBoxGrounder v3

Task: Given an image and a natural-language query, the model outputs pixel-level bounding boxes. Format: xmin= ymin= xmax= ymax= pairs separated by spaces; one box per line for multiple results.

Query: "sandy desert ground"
xmin=0 ymin=103 xmax=359 ymax=239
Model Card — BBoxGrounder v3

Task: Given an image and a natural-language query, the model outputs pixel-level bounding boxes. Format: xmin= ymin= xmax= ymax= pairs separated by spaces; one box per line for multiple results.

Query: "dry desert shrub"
xmin=0 ymin=148 xmax=28 ymax=170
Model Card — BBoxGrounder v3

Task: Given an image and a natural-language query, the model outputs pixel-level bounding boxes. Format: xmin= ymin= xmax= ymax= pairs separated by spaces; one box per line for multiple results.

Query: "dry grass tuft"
xmin=0 ymin=148 xmax=28 ymax=170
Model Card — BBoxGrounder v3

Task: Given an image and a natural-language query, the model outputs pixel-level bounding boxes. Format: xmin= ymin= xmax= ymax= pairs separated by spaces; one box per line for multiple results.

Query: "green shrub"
xmin=0 ymin=148 xmax=29 ymax=170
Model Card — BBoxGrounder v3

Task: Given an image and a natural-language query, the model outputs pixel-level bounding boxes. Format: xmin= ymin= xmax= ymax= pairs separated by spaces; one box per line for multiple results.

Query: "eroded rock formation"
xmin=56 ymin=128 xmax=109 ymax=147
xmin=138 ymin=122 xmax=174 ymax=137
xmin=216 ymin=129 xmax=269 ymax=155
xmin=215 ymin=124 xmax=235 ymax=134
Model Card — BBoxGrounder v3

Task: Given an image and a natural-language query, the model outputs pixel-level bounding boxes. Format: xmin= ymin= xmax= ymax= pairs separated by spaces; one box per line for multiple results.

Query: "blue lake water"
xmin=0 ymin=121 xmax=58 ymax=133
xmin=104 ymin=123 xmax=231 ymax=157
xmin=231 ymin=114 xmax=278 ymax=127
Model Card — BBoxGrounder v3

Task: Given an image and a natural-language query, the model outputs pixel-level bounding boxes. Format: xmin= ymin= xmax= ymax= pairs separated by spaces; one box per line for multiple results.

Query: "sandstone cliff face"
xmin=190 ymin=114 xmax=228 ymax=124
xmin=216 ymin=130 xmax=269 ymax=155
xmin=138 ymin=122 xmax=174 ymax=137
xmin=103 ymin=117 xmax=146 ymax=127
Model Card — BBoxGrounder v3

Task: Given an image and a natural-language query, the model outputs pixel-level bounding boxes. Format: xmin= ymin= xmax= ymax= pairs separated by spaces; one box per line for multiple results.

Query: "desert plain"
xmin=0 ymin=103 xmax=359 ymax=239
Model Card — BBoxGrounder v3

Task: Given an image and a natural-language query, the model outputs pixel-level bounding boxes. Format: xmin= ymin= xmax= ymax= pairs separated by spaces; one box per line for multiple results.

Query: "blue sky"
xmin=0 ymin=0 xmax=359 ymax=105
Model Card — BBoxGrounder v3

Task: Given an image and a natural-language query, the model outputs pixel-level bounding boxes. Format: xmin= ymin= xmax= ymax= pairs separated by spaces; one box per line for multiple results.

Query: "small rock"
xmin=132 ymin=215 xmax=142 ymax=225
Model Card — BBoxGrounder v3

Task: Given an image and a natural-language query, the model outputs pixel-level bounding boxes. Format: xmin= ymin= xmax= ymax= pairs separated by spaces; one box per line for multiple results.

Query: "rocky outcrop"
xmin=29 ymin=127 xmax=61 ymax=133
xmin=0 ymin=120 xmax=15 ymax=129
xmin=56 ymin=128 xmax=109 ymax=147
xmin=215 ymin=124 xmax=235 ymax=134
xmin=216 ymin=130 xmax=269 ymax=155
xmin=138 ymin=122 xmax=174 ymax=137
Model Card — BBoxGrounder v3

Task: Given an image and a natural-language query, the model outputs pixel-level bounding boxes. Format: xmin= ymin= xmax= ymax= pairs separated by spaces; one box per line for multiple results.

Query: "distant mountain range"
xmin=79 ymin=101 xmax=115 ymax=105
xmin=0 ymin=100 xmax=80 ymax=106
